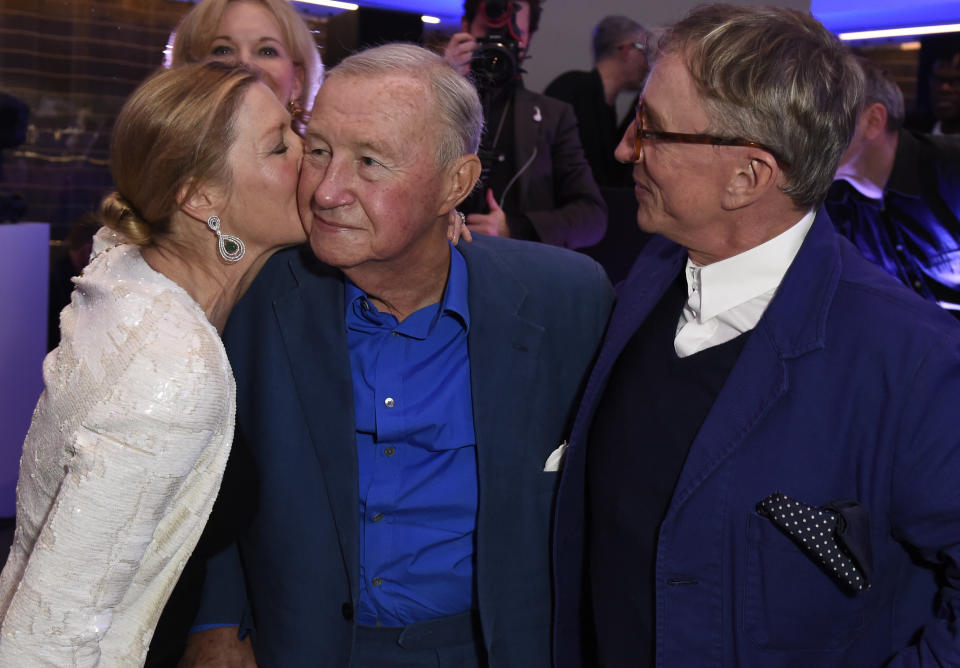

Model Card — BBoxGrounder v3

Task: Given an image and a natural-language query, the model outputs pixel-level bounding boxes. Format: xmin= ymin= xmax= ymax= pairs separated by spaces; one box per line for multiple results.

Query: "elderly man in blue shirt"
xmin=177 ymin=43 xmax=613 ymax=668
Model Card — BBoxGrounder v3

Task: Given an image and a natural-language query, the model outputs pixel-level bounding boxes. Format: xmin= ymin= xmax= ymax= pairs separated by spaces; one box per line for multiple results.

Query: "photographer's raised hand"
xmin=443 ymin=32 xmax=477 ymax=76
xmin=465 ymin=188 xmax=509 ymax=237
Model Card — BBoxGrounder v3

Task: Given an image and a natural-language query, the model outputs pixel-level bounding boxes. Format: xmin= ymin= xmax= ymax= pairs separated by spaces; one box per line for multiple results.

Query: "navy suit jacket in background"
xmin=554 ymin=210 xmax=960 ymax=667
xmin=193 ymin=234 xmax=614 ymax=667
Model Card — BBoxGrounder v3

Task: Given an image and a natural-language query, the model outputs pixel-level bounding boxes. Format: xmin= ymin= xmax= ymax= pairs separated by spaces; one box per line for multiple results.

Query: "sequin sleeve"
xmin=0 ymin=248 xmax=235 ymax=666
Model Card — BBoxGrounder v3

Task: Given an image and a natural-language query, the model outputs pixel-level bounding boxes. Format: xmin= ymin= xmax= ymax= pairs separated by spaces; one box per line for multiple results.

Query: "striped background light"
xmin=839 ymin=23 xmax=960 ymax=40
xmin=294 ymin=0 xmax=359 ymax=10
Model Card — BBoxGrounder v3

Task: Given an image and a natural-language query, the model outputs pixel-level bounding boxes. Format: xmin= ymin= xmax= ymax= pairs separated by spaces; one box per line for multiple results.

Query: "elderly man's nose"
xmin=313 ymin=164 xmax=353 ymax=207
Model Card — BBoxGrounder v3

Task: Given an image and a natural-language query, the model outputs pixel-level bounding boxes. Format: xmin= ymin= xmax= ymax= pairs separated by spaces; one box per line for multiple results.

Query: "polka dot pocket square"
xmin=756 ymin=492 xmax=872 ymax=595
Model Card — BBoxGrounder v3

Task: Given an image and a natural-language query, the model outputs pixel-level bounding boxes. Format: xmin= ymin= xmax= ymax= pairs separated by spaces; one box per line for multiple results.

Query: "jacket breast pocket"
xmin=743 ymin=513 xmax=865 ymax=651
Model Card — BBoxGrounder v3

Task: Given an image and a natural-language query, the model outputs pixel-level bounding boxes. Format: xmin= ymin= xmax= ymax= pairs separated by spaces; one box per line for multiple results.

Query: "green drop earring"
xmin=207 ymin=215 xmax=245 ymax=263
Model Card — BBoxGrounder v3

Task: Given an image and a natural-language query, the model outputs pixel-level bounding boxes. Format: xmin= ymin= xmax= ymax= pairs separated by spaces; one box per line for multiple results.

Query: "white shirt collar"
xmin=685 ymin=210 xmax=816 ymax=324
xmin=674 ymin=210 xmax=816 ymax=358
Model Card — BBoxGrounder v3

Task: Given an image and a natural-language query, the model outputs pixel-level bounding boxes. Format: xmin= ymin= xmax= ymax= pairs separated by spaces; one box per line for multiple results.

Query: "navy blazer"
xmin=195 ymin=235 xmax=613 ymax=667
xmin=554 ymin=210 xmax=960 ymax=666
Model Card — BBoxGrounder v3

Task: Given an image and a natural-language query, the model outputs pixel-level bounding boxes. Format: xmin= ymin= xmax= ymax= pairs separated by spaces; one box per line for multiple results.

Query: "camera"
xmin=470 ymin=0 xmax=523 ymax=91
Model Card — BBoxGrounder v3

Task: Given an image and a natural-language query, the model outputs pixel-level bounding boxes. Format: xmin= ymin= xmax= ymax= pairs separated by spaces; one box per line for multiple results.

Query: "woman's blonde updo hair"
xmin=101 ymin=61 xmax=258 ymax=245
xmin=170 ymin=0 xmax=323 ymax=119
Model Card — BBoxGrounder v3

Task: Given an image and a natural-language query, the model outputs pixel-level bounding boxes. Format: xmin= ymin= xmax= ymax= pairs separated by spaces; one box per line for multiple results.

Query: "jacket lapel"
xmin=461 ymin=240 xmax=543 ymax=487
xmin=571 ymin=236 xmax=685 ymax=446
xmin=510 ymin=88 xmax=540 ymax=205
xmin=665 ymin=210 xmax=842 ymax=516
xmin=273 ymin=252 xmax=360 ymax=593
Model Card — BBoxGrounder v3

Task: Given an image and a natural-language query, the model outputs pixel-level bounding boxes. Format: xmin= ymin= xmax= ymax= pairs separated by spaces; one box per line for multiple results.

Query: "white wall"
xmin=523 ymin=0 xmax=812 ymax=95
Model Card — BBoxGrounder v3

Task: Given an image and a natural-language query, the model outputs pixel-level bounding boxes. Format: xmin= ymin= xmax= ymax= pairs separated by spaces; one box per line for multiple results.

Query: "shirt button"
xmin=384 ymin=446 xmax=395 ymax=457
xmin=372 ymin=512 xmax=384 ymax=523
xmin=384 ymin=397 xmax=395 ymax=408
xmin=372 ymin=577 xmax=383 ymax=587
xmin=913 ymin=280 xmax=923 ymax=289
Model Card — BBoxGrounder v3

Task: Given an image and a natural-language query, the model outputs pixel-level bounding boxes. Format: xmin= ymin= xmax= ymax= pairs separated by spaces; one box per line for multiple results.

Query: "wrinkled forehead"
xmin=321 ymin=71 xmax=429 ymax=116
xmin=309 ymin=72 xmax=437 ymax=149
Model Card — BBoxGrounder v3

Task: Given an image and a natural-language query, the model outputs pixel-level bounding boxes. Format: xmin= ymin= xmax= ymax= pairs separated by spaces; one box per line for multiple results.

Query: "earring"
xmin=206 ymin=215 xmax=245 ymax=263
xmin=287 ymin=99 xmax=304 ymax=120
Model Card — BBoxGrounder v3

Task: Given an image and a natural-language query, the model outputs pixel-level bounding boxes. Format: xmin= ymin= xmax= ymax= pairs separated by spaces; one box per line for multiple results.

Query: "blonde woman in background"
xmin=0 ymin=61 xmax=305 ymax=666
xmin=170 ymin=0 xmax=325 ymax=132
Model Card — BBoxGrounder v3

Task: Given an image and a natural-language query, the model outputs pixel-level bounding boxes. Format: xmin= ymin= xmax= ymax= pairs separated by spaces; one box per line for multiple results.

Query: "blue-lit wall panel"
xmin=812 ymin=0 xmax=960 ymax=33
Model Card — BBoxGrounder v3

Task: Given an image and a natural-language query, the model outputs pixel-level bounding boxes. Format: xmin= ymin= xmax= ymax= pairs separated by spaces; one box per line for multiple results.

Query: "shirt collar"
xmin=684 ymin=209 xmax=816 ymax=324
xmin=344 ymin=242 xmax=470 ymax=338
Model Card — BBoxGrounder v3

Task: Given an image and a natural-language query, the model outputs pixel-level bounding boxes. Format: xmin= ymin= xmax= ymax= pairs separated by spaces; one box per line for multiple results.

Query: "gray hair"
xmin=328 ymin=43 xmax=483 ymax=167
xmin=658 ymin=4 xmax=864 ymax=209
xmin=593 ymin=15 xmax=649 ymax=63
xmin=856 ymin=56 xmax=905 ymax=131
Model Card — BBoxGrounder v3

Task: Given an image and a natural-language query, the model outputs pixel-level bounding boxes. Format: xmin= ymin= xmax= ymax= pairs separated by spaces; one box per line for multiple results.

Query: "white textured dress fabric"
xmin=0 ymin=235 xmax=236 ymax=666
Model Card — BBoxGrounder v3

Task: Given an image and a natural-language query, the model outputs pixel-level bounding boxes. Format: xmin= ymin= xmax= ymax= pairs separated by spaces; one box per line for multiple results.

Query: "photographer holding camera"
xmin=444 ymin=0 xmax=607 ymax=249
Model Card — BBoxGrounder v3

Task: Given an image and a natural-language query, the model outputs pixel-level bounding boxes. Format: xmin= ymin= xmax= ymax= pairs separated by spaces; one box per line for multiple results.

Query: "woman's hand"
xmin=447 ymin=210 xmax=473 ymax=244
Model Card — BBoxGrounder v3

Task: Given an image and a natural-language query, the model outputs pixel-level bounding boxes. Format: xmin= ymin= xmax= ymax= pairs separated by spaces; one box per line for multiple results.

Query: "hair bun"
xmin=100 ymin=192 xmax=152 ymax=245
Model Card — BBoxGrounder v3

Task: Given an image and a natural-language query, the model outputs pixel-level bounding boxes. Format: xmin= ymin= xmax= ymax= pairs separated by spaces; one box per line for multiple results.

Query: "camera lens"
xmin=471 ymin=38 xmax=517 ymax=89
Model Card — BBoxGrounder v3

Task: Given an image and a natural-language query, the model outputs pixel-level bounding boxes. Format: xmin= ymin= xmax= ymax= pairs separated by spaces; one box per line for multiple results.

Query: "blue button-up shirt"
xmin=346 ymin=244 xmax=477 ymax=626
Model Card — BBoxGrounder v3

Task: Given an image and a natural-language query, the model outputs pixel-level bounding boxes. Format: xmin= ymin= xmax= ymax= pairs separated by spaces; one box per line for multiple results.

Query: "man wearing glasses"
xmin=908 ymin=42 xmax=960 ymax=136
xmin=545 ymin=15 xmax=651 ymax=188
xmin=554 ymin=5 xmax=960 ymax=667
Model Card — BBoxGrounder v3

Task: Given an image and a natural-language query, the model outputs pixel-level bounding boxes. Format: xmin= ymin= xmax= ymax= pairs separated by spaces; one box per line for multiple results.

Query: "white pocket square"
xmin=543 ymin=441 xmax=568 ymax=472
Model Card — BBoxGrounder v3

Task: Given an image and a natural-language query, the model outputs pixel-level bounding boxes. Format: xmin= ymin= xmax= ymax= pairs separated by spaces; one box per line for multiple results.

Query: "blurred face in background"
xmin=621 ymin=31 xmax=650 ymax=91
xmin=209 ymin=1 xmax=304 ymax=106
xmin=931 ymin=54 xmax=960 ymax=127
xmin=464 ymin=0 xmax=532 ymax=56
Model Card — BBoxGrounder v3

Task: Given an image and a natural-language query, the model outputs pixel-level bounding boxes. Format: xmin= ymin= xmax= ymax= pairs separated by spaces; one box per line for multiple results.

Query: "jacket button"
xmin=341 ymin=602 xmax=354 ymax=620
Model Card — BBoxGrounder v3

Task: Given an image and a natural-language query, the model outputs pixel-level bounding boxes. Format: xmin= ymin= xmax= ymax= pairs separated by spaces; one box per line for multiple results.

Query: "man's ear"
xmin=861 ymin=102 xmax=889 ymax=140
xmin=440 ymin=154 xmax=482 ymax=213
xmin=721 ymin=151 xmax=778 ymax=211
xmin=461 ymin=16 xmax=470 ymax=32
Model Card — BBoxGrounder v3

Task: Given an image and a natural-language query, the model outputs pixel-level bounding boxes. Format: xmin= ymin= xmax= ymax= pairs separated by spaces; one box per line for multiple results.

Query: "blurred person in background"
xmin=545 ymin=15 xmax=650 ymax=188
xmin=170 ymin=0 xmax=324 ymax=133
xmin=827 ymin=56 xmax=960 ymax=317
xmin=443 ymin=0 xmax=607 ymax=248
xmin=906 ymin=40 xmax=960 ymax=136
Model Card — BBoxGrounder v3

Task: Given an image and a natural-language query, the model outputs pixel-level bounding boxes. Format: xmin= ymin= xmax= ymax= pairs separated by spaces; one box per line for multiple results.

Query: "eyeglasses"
xmin=619 ymin=41 xmax=646 ymax=53
xmin=632 ymin=99 xmax=790 ymax=169
xmin=931 ymin=74 xmax=960 ymax=89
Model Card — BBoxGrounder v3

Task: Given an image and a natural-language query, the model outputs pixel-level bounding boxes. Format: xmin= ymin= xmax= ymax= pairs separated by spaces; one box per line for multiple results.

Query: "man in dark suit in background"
xmin=827 ymin=57 xmax=960 ymax=317
xmin=443 ymin=0 xmax=607 ymax=249
xmin=907 ymin=41 xmax=960 ymax=136
xmin=180 ymin=44 xmax=613 ymax=667
xmin=554 ymin=5 xmax=960 ymax=666
xmin=545 ymin=15 xmax=650 ymax=188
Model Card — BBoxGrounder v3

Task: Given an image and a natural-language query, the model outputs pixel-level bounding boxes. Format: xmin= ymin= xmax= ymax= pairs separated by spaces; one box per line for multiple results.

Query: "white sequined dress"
xmin=0 ymin=231 xmax=236 ymax=666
